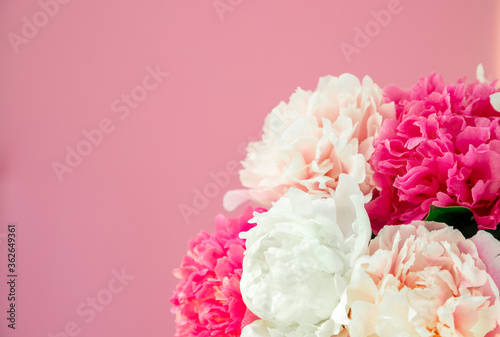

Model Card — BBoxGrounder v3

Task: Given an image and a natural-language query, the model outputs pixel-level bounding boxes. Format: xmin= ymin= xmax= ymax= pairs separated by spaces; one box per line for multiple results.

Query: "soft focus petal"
xmin=477 ymin=64 xmax=486 ymax=83
xmin=223 ymin=189 xmax=252 ymax=212
xmin=241 ymin=320 xmax=273 ymax=337
xmin=491 ymin=92 xmax=500 ymax=112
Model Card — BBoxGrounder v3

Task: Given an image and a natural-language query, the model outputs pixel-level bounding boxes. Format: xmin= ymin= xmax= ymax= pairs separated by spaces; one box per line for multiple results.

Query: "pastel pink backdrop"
xmin=0 ymin=1 xmax=498 ymax=336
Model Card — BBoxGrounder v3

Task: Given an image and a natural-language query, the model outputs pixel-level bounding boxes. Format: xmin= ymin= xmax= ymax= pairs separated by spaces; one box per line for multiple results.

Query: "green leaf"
xmin=425 ymin=205 xmax=474 ymax=223
xmin=371 ymin=205 xmax=500 ymax=241
xmin=425 ymin=205 xmax=478 ymax=238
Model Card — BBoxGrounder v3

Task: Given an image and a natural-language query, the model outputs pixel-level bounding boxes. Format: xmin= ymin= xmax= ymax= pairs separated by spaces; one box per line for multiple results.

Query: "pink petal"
xmin=471 ymin=231 xmax=500 ymax=290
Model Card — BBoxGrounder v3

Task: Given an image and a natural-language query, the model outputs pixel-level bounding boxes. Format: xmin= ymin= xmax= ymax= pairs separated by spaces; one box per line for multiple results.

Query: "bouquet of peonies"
xmin=171 ymin=66 xmax=500 ymax=337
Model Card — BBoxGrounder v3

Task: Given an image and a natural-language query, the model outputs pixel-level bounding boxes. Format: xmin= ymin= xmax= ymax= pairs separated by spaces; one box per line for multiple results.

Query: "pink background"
xmin=0 ymin=1 xmax=498 ymax=336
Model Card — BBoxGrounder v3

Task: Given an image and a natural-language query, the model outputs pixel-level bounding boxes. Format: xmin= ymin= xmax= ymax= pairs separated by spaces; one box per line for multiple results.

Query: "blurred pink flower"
xmin=344 ymin=221 xmax=500 ymax=337
xmin=170 ymin=206 xmax=265 ymax=337
xmin=368 ymin=74 xmax=500 ymax=232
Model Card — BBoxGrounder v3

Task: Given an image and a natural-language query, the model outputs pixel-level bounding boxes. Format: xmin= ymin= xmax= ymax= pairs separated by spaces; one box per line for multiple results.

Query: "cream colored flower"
xmin=224 ymin=74 xmax=395 ymax=211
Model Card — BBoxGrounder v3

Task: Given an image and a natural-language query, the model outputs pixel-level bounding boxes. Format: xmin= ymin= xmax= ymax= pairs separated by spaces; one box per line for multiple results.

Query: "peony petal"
xmin=223 ymin=189 xmax=252 ymax=212
xmin=471 ymin=231 xmax=500 ymax=291
xmin=240 ymin=320 xmax=273 ymax=337
xmin=491 ymin=92 xmax=500 ymax=112
xmin=477 ymin=63 xmax=486 ymax=83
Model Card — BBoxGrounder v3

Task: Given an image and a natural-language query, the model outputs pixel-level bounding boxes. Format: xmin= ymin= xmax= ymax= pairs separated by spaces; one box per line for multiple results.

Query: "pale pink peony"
xmin=224 ymin=74 xmax=395 ymax=211
xmin=368 ymin=74 xmax=500 ymax=232
xmin=170 ymin=206 xmax=265 ymax=337
xmin=343 ymin=221 xmax=500 ymax=337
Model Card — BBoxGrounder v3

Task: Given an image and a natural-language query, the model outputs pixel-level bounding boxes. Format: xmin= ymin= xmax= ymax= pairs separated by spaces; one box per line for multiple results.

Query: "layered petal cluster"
xmin=368 ymin=74 xmax=500 ymax=232
xmin=224 ymin=74 xmax=395 ymax=211
xmin=344 ymin=221 xmax=500 ymax=337
xmin=170 ymin=206 xmax=265 ymax=337
xmin=240 ymin=174 xmax=372 ymax=336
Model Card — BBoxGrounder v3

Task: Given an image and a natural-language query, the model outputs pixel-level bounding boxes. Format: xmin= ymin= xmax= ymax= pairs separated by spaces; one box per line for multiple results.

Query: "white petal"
xmin=223 ymin=189 xmax=251 ymax=211
xmin=490 ymin=92 xmax=500 ymax=112
xmin=477 ymin=63 xmax=486 ymax=83
xmin=241 ymin=320 xmax=274 ymax=337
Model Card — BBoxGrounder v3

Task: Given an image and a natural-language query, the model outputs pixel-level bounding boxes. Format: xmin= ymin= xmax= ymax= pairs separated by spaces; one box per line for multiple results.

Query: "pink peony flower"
xmin=224 ymin=74 xmax=395 ymax=211
xmin=368 ymin=73 xmax=500 ymax=232
xmin=170 ymin=206 xmax=265 ymax=337
xmin=344 ymin=221 xmax=500 ymax=337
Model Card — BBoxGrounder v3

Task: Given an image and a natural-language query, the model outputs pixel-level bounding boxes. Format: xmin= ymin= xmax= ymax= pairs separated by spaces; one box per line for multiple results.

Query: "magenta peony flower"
xmin=368 ymin=73 xmax=500 ymax=232
xmin=170 ymin=206 xmax=265 ymax=337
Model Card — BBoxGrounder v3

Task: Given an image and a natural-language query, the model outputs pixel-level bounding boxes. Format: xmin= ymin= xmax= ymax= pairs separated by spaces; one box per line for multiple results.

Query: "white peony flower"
xmin=239 ymin=174 xmax=371 ymax=336
xmin=224 ymin=73 xmax=395 ymax=211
